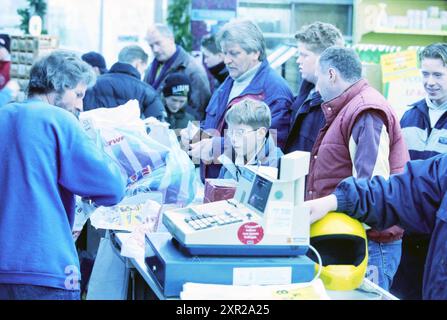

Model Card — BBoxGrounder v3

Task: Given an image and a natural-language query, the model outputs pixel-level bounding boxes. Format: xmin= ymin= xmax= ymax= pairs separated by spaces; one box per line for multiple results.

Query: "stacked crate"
xmin=9 ymin=35 xmax=58 ymax=101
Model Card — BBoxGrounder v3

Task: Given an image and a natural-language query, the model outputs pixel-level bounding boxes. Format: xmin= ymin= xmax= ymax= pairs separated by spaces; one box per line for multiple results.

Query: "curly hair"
xmin=27 ymin=50 xmax=96 ymax=97
xmin=295 ymin=21 xmax=344 ymax=54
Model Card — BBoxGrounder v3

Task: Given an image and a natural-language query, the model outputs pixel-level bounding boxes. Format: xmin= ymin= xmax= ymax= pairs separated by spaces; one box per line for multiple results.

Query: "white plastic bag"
xmin=89 ymin=193 xmax=162 ymax=232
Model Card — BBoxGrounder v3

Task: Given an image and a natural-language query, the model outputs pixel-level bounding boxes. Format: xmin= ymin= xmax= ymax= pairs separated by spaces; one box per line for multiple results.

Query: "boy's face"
xmin=421 ymin=57 xmax=447 ymax=106
xmin=165 ymin=95 xmax=188 ymax=113
xmin=296 ymin=43 xmax=319 ymax=84
xmin=227 ymin=123 xmax=258 ymax=158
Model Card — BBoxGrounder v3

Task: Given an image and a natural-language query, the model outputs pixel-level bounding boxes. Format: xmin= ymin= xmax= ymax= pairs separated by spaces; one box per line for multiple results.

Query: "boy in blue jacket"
xmin=0 ymin=51 xmax=126 ymax=300
xmin=218 ymin=98 xmax=283 ymax=180
xmin=306 ymin=154 xmax=447 ymax=300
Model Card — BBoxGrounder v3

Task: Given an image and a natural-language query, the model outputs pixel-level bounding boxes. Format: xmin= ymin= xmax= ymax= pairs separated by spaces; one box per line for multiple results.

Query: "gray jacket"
xmin=145 ymin=46 xmax=211 ymax=120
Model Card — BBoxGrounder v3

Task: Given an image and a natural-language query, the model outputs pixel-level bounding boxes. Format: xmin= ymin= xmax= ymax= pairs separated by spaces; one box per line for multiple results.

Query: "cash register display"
xmin=247 ymin=174 xmax=272 ymax=214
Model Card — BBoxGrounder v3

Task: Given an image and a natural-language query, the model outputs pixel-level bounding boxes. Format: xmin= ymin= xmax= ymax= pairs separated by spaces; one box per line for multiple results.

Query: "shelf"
xmin=370 ymin=28 xmax=447 ymax=36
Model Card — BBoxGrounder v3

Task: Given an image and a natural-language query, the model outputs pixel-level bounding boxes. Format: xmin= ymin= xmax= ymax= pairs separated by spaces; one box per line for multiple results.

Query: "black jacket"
xmin=166 ymin=107 xmax=196 ymax=130
xmin=284 ymin=80 xmax=324 ymax=153
xmin=84 ymin=62 xmax=166 ymax=120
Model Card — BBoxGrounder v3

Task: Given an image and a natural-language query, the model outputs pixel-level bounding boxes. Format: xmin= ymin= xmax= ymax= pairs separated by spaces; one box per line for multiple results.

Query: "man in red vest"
xmin=308 ymin=46 xmax=409 ymax=291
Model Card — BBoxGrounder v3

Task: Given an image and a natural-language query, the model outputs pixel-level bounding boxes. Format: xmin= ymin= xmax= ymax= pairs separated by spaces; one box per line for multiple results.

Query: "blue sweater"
xmin=0 ymin=99 xmax=126 ymax=290
xmin=0 ymin=87 xmax=12 ymax=107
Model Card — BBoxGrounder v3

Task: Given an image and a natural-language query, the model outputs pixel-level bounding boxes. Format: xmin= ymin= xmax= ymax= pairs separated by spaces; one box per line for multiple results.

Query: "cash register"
xmin=144 ymin=151 xmax=316 ymax=297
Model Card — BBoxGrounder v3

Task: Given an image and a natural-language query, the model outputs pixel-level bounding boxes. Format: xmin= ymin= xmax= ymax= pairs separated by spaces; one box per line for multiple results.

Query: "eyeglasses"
xmin=226 ymin=128 xmax=257 ymax=139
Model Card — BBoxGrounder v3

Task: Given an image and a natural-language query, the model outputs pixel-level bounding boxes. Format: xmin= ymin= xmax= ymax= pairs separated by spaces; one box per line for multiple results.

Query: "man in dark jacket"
xmin=144 ymin=24 xmax=211 ymax=120
xmin=306 ymin=154 xmax=447 ymax=300
xmin=83 ymin=45 xmax=166 ymax=120
xmin=393 ymin=43 xmax=447 ymax=300
xmin=284 ymin=22 xmax=343 ymax=154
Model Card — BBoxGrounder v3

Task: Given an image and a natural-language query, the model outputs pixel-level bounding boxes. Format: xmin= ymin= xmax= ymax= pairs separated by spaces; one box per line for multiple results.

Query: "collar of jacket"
xmin=109 ymin=62 xmax=141 ymax=79
xmin=209 ymin=62 xmax=227 ymax=78
xmin=289 ymin=80 xmax=320 ymax=122
xmin=229 ymin=133 xmax=277 ymax=166
xmin=297 ymin=88 xmax=323 ymax=113
xmin=164 ymin=45 xmax=188 ymax=72
xmin=425 ymin=96 xmax=447 ymax=111
xmin=409 ymin=98 xmax=428 ymax=113
xmin=321 ymin=78 xmax=369 ymax=123
xmin=409 ymin=98 xmax=447 ymax=127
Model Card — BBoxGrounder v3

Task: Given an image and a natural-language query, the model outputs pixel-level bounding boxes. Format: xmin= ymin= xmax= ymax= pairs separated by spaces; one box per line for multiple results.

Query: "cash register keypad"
xmin=185 ymin=212 xmax=243 ymax=230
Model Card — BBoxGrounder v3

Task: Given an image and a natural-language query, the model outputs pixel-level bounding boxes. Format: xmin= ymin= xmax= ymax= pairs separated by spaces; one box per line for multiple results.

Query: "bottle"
xmin=29 ymin=15 xmax=42 ymax=36
xmin=376 ymin=3 xmax=388 ymax=29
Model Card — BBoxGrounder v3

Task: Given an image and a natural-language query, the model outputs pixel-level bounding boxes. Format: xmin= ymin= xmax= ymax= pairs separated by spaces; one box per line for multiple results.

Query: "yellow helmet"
xmin=309 ymin=212 xmax=368 ymax=291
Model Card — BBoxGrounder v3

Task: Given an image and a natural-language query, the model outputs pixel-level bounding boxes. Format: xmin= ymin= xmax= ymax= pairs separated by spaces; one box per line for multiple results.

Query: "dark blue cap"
xmin=81 ymin=51 xmax=108 ymax=74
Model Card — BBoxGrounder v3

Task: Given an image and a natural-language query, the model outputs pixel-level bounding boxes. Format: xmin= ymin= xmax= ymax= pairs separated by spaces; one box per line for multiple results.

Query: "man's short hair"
xmin=419 ymin=43 xmax=447 ymax=66
xmin=201 ymin=34 xmax=220 ymax=54
xmin=319 ymin=46 xmax=362 ymax=83
xmin=216 ymin=19 xmax=266 ymax=61
xmin=148 ymin=23 xmax=174 ymax=39
xmin=295 ymin=21 xmax=344 ymax=54
xmin=27 ymin=50 xmax=96 ymax=97
xmin=118 ymin=45 xmax=149 ymax=64
xmin=225 ymin=98 xmax=271 ymax=129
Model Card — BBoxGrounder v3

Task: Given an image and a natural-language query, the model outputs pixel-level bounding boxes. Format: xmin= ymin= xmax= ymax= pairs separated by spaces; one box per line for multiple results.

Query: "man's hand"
xmin=180 ymin=127 xmax=193 ymax=151
xmin=304 ymin=194 xmax=338 ymax=224
xmin=189 ymin=138 xmax=214 ymax=164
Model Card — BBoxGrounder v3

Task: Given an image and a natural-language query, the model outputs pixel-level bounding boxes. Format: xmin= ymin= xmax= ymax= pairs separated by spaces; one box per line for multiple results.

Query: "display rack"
xmin=354 ymin=0 xmax=447 ymax=47
xmin=9 ymin=35 xmax=59 ymax=101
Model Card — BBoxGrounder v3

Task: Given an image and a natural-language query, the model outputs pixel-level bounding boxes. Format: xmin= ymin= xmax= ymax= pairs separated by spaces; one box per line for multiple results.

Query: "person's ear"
xmin=328 ymin=68 xmax=337 ymax=83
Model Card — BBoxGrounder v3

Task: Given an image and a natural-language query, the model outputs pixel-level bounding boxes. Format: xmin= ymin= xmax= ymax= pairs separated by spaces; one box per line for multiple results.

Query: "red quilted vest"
xmin=306 ymin=79 xmax=410 ymax=243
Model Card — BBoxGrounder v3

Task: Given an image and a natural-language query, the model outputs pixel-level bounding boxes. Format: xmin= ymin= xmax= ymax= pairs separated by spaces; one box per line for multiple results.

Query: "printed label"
xmin=237 ymin=222 xmax=264 ymax=245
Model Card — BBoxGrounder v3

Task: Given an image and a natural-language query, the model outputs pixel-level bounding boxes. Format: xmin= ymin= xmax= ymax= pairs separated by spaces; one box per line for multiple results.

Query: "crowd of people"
xmin=0 ymin=17 xmax=447 ymax=300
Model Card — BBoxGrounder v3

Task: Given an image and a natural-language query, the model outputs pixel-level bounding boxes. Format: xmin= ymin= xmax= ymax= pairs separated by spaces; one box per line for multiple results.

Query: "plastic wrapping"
xmin=89 ymin=193 xmax=162 ymax=232
xmin=204 ymin=179 xmax=237 ymax=203
xmin=80 ymin=101 xmax=197 ymax=205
